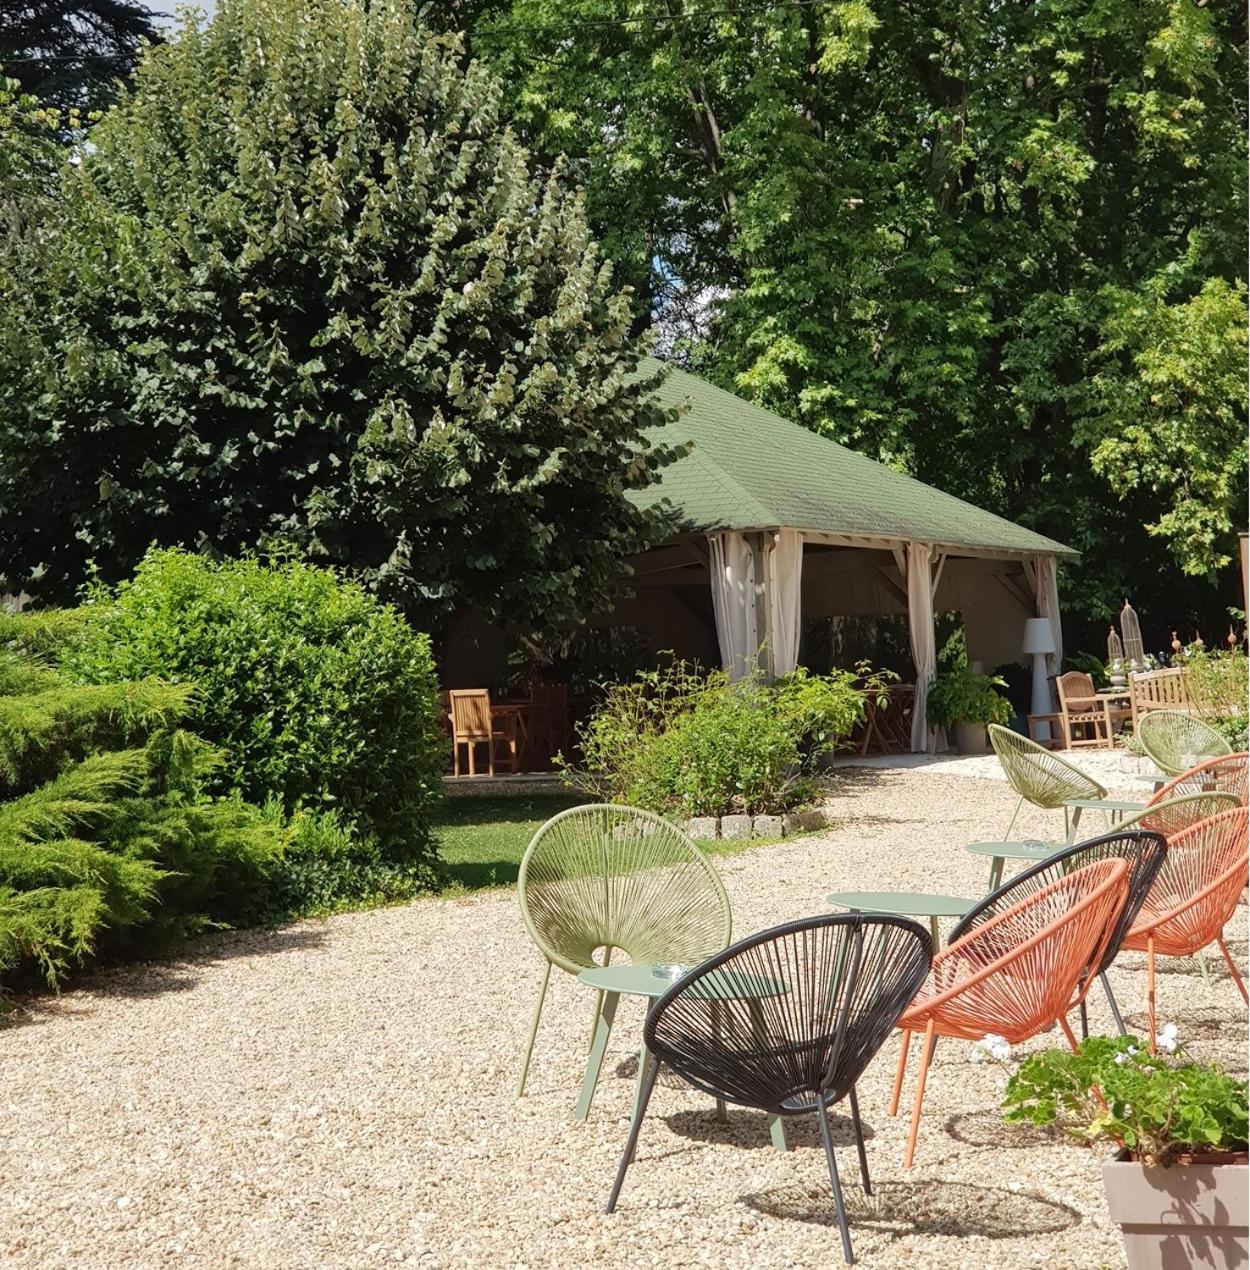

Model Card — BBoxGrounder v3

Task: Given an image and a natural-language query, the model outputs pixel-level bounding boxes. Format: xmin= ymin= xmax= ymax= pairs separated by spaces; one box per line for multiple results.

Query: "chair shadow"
xmin=661 ymin=1108 xmax=870 ymax=1152
xmin=3 ymin=923 xmax=327 ymax=1025
xmin=744 ymin=1178 xmax=1081 ymax=1238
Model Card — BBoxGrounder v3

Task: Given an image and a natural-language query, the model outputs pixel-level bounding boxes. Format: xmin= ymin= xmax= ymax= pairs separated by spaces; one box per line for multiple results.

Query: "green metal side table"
xmin=1061 ymin=796 xmax=1148 ymax=842
xmin=826 ymin=890 xmax=973 ymax=946
xmin=574 ymin=962 xmax=791 ymax=1152
xmin=964 ymin=839 xmax=1062 ymax=891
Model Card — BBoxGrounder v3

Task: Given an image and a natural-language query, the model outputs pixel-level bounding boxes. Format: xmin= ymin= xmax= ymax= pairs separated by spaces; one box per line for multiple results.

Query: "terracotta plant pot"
xmin=952 ymin=720 xmax=988 ymax=755
xmin=1102 ymin=1149 xmax=1249 ymax=1269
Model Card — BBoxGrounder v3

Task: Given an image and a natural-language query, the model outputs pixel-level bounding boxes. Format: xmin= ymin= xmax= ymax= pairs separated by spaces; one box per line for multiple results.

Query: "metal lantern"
xmin=1107 ymin=625 xmax=1126 ymax=687
xmin=1120 ymin=599 xmax=1145 ymax=669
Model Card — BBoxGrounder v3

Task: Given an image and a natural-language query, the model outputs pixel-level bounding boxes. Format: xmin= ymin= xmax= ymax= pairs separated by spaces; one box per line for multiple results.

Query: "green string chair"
xmin=516 ymin=804 xmax=732 ymax=1097
xmin=1137 ymin=710 xmax=1233 ymax=779
xmin=988 ymin=724 xmax=1108 ymax=839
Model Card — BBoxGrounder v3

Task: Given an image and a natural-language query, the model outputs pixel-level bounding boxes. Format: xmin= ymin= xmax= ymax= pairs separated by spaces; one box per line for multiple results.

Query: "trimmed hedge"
xmin=60 ymin=549 xmax=442 ymax=876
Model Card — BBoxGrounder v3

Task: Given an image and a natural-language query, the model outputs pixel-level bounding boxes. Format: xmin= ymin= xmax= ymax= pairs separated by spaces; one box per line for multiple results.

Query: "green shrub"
xmin=260 ymin=806 xmax=430 ymax=920
xmin=61 ymin=549 xmax=442 ymax=876
xmin=926 ymin=667 xmax=1013 ymax=729
xmin=565 ymin=660 xmax=864 ymax=817
xmin=0 ymin=645 xmax=286 ymax=992
xmin=1181 ymin=647 xmax=1249 ymax=748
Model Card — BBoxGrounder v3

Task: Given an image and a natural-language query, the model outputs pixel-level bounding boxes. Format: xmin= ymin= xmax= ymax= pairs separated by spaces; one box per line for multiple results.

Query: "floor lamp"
xmin=1022 ymin=617 xmax=1056 ymax=744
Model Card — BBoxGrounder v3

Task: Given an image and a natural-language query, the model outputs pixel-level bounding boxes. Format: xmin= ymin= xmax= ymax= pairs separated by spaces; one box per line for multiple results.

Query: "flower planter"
xmin=952 ymin=720 xmax=989 ymax=755
xmin=1102 ymin=1150 xmax=1249 ymax=1269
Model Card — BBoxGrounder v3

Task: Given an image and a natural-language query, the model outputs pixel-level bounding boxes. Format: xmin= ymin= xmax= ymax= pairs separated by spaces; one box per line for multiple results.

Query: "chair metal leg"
xmin=848 ymin=1085 xmax=871 ymax=1196
xmin=1003 ymin=795 xmax=1024 ymax=840
xmin=1078 ymin=998 xmax=1089 ymax=1040
xmin=1100 ymin=971 xmax=1127 ymax=1036
xmin=889 ymin=1029 xmax=910 ymax=1117
xmin=605 ymin=1049 xmax=660 ymax=1213
xmin=1217 ymin=934 xmax=1248 ymax=1002
xmin=903 ymin=1020 xmax=936 ymax=1168
xmin=516 ymin=961 xmax=552 ymax=1097
xmin=1058 ymin=1013 xmax=1080 ymax=1052
xmin=816 ymin=1092 xmax=855 ymax=1264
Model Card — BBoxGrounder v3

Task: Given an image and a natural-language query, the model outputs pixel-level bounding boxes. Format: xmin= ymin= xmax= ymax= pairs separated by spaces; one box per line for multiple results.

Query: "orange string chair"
xmin=1152 ymin=752 xmax=1249 ymax=807
xmin=1120 ymin=806 xmax=1249 ymax=1046
xmin=890 ymin=858 xmax=1130 ymax=1167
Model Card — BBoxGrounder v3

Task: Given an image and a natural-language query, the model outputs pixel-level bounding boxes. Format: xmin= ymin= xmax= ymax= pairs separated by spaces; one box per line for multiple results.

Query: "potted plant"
xmin=1001 ymin=1032 xmax=1248 ymax=1269
xmin=925 ymin=667 xmax=1012 ymax=754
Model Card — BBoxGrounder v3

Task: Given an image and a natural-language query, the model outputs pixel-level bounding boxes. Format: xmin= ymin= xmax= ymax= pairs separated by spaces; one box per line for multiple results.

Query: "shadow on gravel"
xmin=662 ymin=1108 xmax=871 ymax=1152
xmin=3 ymin=924 xmax=327 ymax=1025
xmin=943 ymin=1108 xmax=1060 ymax=1149
xmin=744 ymin=1179 xmax=1081 ymax=1238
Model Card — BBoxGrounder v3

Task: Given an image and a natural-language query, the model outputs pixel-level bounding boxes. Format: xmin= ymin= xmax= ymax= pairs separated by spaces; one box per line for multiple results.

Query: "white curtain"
xmin=707 ymin=532 xmax=758 ymax=680
xmin=765 ymin=530 xmax=804 ymax=677
xmin=1033 ymin=554 xmax=1064 ymax=678
xmin=902 ymin=541 xmax=945 ymax=752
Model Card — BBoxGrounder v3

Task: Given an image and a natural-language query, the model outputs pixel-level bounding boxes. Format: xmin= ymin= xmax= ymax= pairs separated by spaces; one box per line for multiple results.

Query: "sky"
xmin=145 ymin=0 xmax=216 ymax=28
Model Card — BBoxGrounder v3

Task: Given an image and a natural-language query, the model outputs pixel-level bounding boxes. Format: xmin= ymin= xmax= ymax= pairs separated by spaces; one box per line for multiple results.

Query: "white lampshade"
xmin=1022 ymin=617 xmax=1056 ymax=656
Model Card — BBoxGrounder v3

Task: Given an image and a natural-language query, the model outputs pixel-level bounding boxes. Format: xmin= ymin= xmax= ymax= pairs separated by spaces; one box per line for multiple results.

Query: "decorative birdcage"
xmin=1106 ymin=626 xmax=1126 ymax=686
xmin=1120 ymin=599 xmax=1145 ymax=669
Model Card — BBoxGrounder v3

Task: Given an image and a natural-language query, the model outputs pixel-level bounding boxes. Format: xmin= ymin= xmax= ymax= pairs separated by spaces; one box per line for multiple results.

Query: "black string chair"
xmin=946 ymin=828 xmax=1167 ymax=1035
xmin=605 ymin=913 xmax=931 ymax=1264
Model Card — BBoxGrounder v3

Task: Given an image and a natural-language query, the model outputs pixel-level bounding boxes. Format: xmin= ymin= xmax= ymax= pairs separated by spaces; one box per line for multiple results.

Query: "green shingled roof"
xmin=629 ymin=359 xmax=1076 ymax=559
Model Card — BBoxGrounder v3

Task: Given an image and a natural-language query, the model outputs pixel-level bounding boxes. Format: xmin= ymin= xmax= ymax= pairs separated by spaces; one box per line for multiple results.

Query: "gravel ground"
xmin=2 ymin=766 xmax=1245 ymax=1269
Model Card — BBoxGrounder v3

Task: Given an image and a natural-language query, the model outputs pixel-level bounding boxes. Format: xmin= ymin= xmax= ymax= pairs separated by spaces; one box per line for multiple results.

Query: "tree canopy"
xmin=461 ymin=0 xmax=1248 ymax=635
xmin=0 ymin=0 xmax=678 ymax=643
xmin=0 ymin=0 xmax=162 ymax=113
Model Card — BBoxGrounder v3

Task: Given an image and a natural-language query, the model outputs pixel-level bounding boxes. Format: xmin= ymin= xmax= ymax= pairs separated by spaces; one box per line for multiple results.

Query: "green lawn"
xmin=433 ymin=793 xmax=790 ymax=893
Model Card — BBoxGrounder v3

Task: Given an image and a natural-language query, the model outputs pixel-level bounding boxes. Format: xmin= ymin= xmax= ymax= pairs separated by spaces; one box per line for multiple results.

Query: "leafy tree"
xmin=0 ymin=0 xmax=677 ymax=644
xmin=467 ymin=0 xmax=1248 ymax=636
xmin=0 ymin=0 xmax=162 ymax=113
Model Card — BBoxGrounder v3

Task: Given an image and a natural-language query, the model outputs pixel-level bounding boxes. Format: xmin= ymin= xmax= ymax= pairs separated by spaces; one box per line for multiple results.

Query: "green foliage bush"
xmin=1181 ymin=648 xmax=1249 ymax=749
xmin=0 ymin=644 xmax=286 ymax=993
xmin=565 ymin=661 xmax=864 ymax=817
xmin=60 ymin=549 xmax=442 ymax=876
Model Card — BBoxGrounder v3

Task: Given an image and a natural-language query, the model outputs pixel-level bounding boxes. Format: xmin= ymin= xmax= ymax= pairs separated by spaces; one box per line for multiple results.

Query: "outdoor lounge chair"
xmin=605 ymin=913 xmax=931 ymax=1264
xmin=1151 ymin=750 xmax=1248 ymax=805
xmin=891 ymin=858 xmax=1130 ymax=1166
xmin=988 ymin=723 xmax=1108 ymax=839
xmin=947 ymin=828 xmax=1167 ymax=1036
xmin=1136 ymin=710 xmax=1232 ymax=781
xmin=1120 ymin=806 xmax=1249 ymax=1046
xmin=515 ymin=805 xmax=732 ymax=1097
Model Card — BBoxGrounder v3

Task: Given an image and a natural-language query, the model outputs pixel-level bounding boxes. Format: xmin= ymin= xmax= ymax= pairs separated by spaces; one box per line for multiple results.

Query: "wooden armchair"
xmin=449 ymin=689 xmax=518 ymax=777
xmin=1056 ymin=671 xmax=1126 ymax=749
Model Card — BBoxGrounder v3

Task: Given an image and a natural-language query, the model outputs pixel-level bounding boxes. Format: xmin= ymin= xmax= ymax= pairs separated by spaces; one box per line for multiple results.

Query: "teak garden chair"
xmin=1056 ymin=671 xmax=1125 ymax=749
xmin=449 ymin=688 xmax=517 ymax=777
xmin=606 ymin=913 xmax=931 ymax=1265
xmin=1128 ymin=667 xmax=1192 ymax=729
xmin=891 ymin=858 xmax=1130 ymax=1166
xmin=515 ymin=805 xmax=732 ymax=1097
xmin=1120 ymin=806 xmax=1249 ymax=1045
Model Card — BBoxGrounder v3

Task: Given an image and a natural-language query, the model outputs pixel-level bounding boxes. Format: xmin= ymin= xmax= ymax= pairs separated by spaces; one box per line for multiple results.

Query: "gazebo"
xmin=607 ymin=360 xmax=1078 ymax=751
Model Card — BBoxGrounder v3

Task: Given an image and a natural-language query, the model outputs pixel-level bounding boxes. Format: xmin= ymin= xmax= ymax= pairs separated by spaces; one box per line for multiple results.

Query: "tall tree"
xmin=468 ymin=0 xmax=1248 ymax=640
xmin=0 ymin=0 xmax=678 ymax=643
xmin=0 ymin=0 xmax=162 ymax=113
